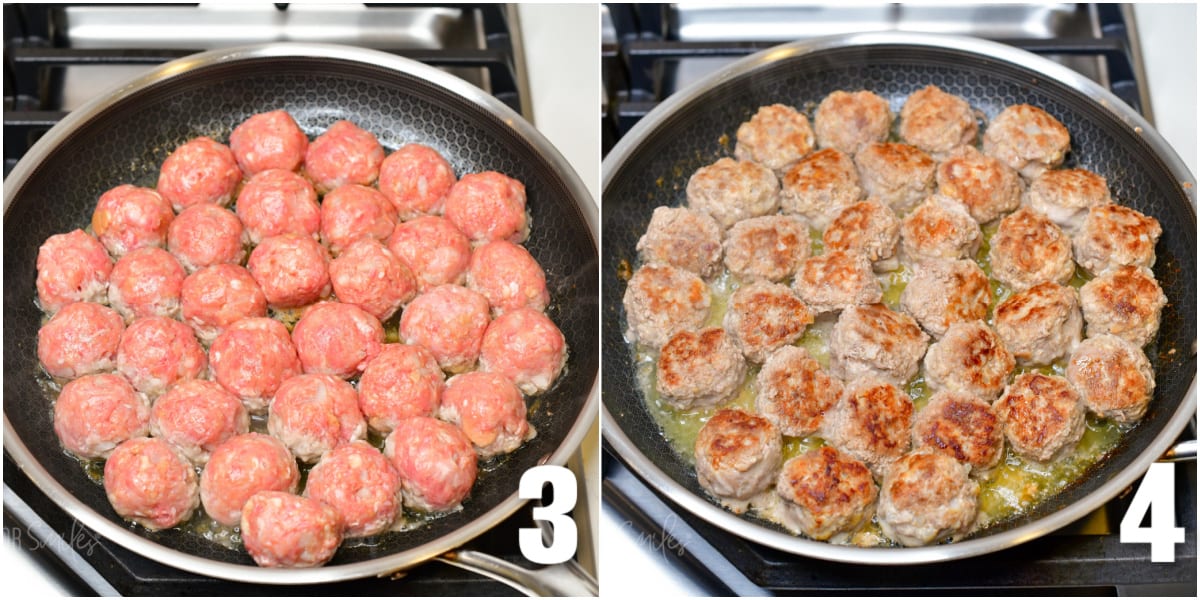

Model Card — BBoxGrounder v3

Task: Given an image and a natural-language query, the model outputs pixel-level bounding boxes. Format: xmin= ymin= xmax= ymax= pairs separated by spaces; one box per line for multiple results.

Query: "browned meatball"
xmin=687 ymin=157 xmax=780 ymax=229
xmin=723 ymin=281 xmax=813 ymax=363
xmin=822 ymin=200 xmax=900 ymax=272
xmin=982 ymin=104 xmax=1070 ymax=179
xmin=853 ymin=142 xmax=936 ymax=214
xmin=814 ymin=90 xmax=893 ymax=155
xmin=820 ymin=376 xmax=914 ymax=477
xmin=898 ymin=195 xmax=981 ymax=264
xmin=774 ymin=446 xmax=877 ymax=541
xmin=877 ymin=450 xmax=978 ymax=546
xmin=636 ymin=206 xmax=723 ymax=279
xmin=923 ymin=321 xmax=1015 ymax=402
xmin=780 ymin=148 xmax=865 ymax=231
xmin=935 ymin=145 xmax=1021 ymax=224
xmin=899 ymin=259 xmax=990 ymax=339
xmin=1025 ymin=168 xmax=1112 ymax=232
xmin=1079 ymin=265 xmax=1166 ymax=348
xmin=1067 ymin=334 xmax=1155 ymax=423
xmin=735 ymin=103 xmax=815 ymax=173
xmin=694 ymin=408 xmax=782 ymax=514
xmin=791 ymin=249 xmax=882 ymax=315
xmin=899 ymin=85 xmax=978 ymax=158
xmin=994 ymin=373 xmax=1086 ymax=463
xmin=723 ymin=214 xmax=810 ymax=283
xmin=622 ymin=264 xmax=710 ymax=349
xmin=988 ymin=207 xmax=1075 ymax=292
xmin=912 ymin=391 xmax=1004 ymax=473
xmin=755 ymin=346 xmax=842 ymax=437
xmin=829 ymin=304 xmax=929 ymax=386
xmin=656 ymin=327 xmax=746 ymax=410
xmin=994 ymin=282 xmax=1082 ymax=366
xmin=1072 ymin=204 xmax=1162 ymax=276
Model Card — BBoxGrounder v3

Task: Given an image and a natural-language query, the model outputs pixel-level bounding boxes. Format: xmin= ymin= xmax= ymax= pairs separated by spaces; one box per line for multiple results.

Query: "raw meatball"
xmin=622 ymin=263 xmax=710 ymax=349
xmin=36 ymin=229 xmax=113 ymax=313
xmin=822 ymin=200 xmax=900 ymax=272
xmin=780 ymin=148 xmax=864 ymax=231
xmin=1067 ymin=334 xmax=1155 ymax=423
xmin=399 ymin=284 xmax=491 ymax=372
xmin=304 ymin=441 xmax=402 ymax=538
xmin=1072 ymin=204 xmax=1162 ymax=276
xmin=792 ymin=249 xmax=882 ymax=315
xmin=877 ymin=450 xmax=978 ymax=547
xmin=180 ymin=264 xmax=269 ymax=343
xmin=774 ymin=446 xmax=877 ymax=541
xmin=1080 ymin=265 xmax=1166 ymax=348
xmin=899 ymin=259 xmax=990 ymax=339
xmin=723 ymin=281 xmax=813 ymax=363
xmin=734 ymin=103 xmax=815 ymax=173
xmin=54 ymin=373 xmax=150 ymax=459
xmin=439 ymin=371 xmax=534 ymax=457
xmin=116 ymin=316 xmax=207 ymax=397
xmin=829 ymin=303 xmax=929 ymax=386
xmin=328 ymin=238 xmax=417 ymax=322
xmin=240 ymin=491 xmax=343 ymax=568
xmin=443 ymin=171 xmax=529 ymax=244
xmin=755 ymin=346 xmax=842 ymax=437
xmin=378 ymin=143 xmax=457 ymax=219
xmin=246 ymin=233 xmax=331 ymax=309
xmin=229 ymin=109 xmax=308 ymax=176
xmin=358 ymin=343 xmax=445 ymax=434
xmin=935 ymin=145 xmax=1021 ymax=224
xmin=104 ymin=437 xmax=199 ymax=531
xmin=466 ymin=239 xmax=550 ymax=315
xmin=292 ymin=301 xmax=384 ymax=378
xmin=988 ymin=207 xmax=1075 ymax=292
xmin=304 ymin=119 xmax=384 ymax=193
xmin=813 ymin=90 xmax=893 ymax=155
xmin=235 ymin=169 xmax=321 ymax=245
xmin=655 ymin=327 xmax=746 ymax=410
xmin=320 ymin=183 xmax=398 ymax=256
xmin=694 ymin=408 xmax=782 ymax=514
xmin=983 ymin=104 xmax=1070 ymax=179
xmin=200 ymin=432 xmax=300 ymax=527
xmin=108 ymin=247 xmax=186 ymax=321
xmin=209 ymin=317 xmax=302 ymax=413
xmin=268 ymin=373 xmax=367 ymax=463
xmin=1025 ymin=168 xmax=1112 ymax=231
xmin=150 ymin=379 xmax=249 ymax=465
xmin=157 ymin=136 xmax=242 ymax=211
xmin=635 ymin=206 xmax=724 ymax=279
xmin=853 ymin=142 xmax=936 ymax=214
xmin=723 ymin=214 xmax=810 ymax=283
xmin=384 ymin=416 xmax=478 ymax=513
xmin=167 ymin=204 xmax=245 ymax=272
xmin=995 ymin=373 xmax=1086 ymax=463
xmin=92 ymin=184 xmax=174 ymax=257
xmin=686 ymin=157 xmax=779 ymax=229
xmin=912 ymin=391 xmax=1004 ymax=473
xmin=994 ymin=282 xmax=1082 ymax=365
xmin=898 ymin=195 xmax=981 ymax=264
xmin=387 ymin=215 xmax=472 ymax=291
xmin=37 ymin=301 xmax=124 ymax=379
xmin=899 ymin=85 xmax=978 ymax=158
xmin=479 ymin=307 xmax=567 ymax=395
xmin=923 ymin=321 xmax=1015 ymax=402
xmin=820 ymin=377 xmax=914 ymax=477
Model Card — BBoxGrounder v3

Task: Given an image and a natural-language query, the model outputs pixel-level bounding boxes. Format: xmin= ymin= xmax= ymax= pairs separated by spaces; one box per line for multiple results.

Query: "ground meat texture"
xmin=1072 ymin=204 xmax=1162 ymax=276
xmin=1079 ymin=266 xmax=1165 ymax=348
xmin=734 ymin=103 xmax=815 ymax=173
xmin=982 ymin=104 xmax=1070 ymax=180
xmin=387 ymin=215 xmax=472 ymax=292
xmin=180 ymin=264 xmax=268 ymax=343
xmin=167 ymin=204 xmax=245 ymax=272
xmin=116 ymin=316 xmax=207 ymax=397
xmin=780 ymin=148 xmax=864 ymax=231
xmin=723 ymin=281 xmax=814 ymax=363
xmin=104 ymin=437 xmax=199 ymax=531
xmin=686 ymin=157 xmax=780 ymax=229
xmin=898 ymin=85 xmax=978 ymax=159
xmin=755 ymin=346 xmax=842 ymax=437
xmin=92 ymin=184 xmax=174 ymax=257
xmin=378 ymin=143 xmax=457 ymax=219
xmin=694 ymin=408 xmax=782 ymax=514
xmin=877 ymin=450 xmax=978 ymax=547
xmin=304 ymin=441 xmax=401 ymax=538
xmin=384 ymin=416 xmax=477 ymax=513
xmin=923 ymin=321 xmax=1015 ymax=402
xmin=150 ymin=379 xmax=249 ymax=465
xmin=813 ymin=90 xmax=893 ymax=156
xmin=54 ymin=373 xmax=150 ymax=460
xmin=479 ymin=307 xmax=567 ymax=395
xmin=292 ymin=301 xmax=384 ymax=379
xmin=209 ymin=317 xmax=302 ymax=413
xmin=399 ymin=284 xmax=491 ymax=372
xmin=268 ymin=373 xmax=367 ymax=463
xmin=822 ymin=200 xmax=900 ymax=271
xmin=358 ymin=343 xmax=444 ymax=434
xmin=37 ymin=302 xmax=124 ymax=379
xmin=108 ymin=247 xmax=186 ymax=321
xmin=899 ymin=259 xmax=990 ymax=339
xmin=655 ymin=327 xmax=746 ymax=410
xmin=304 ymin=119 xmax=385 ymax=193
xmin=328 ymin=238 xmax=417 ymax=322
xmin=622 ymin=263 xmax=710 ymax=349
xmin=935 ymin=145 xmax=1022 ymax=224
xmin=157 ymin=136 xmax=242 ymax=212
xmin=829 ymin=303 xmax=929 ymax=386
xmin=994 ymin=282 xmax=1082 ymax=366
xmin=228 ymin=109 xmax=308 ymax=176
xmin=912 ymin=391 xmax=1004 ymax=473
xmin=774 ymin=446 xmax=877 ymax=541
xmin=466 ymin=239 xmax=550 ymax=315
xmin=1067 ymin=334 xmax=1155 ymax=423
xmin=635 ymin=206 xmax=724 ymax=279
xmin=723 ymin=214 xmax=809 ymax=283
xmin=320 ymin=184 xmax=398 ymax=256
xmin=240 ymin=491 xmax=343 ymax=568
xmin=1025 ymin=168 xmax=1112 ymax=232
xmin=200 ymin=432 xmax=300 ymax=527
xmin=235 ymin=169 xmax=321 ymax=245
xmin=246 ymin=233 xmax=331 ymax=309
xmin=853 ymin=142 xmax=937 ymax=214
xmin=791 ymin=249 xmax=882 ymax=315
xmin=443 ymin=171 xmax=529 ymax=244
xmin=988 ymin=207 xmax=1075 ymax=292
xmin=820 ymin=377 xmax=914 ymax=477
xmin=994 ymin=373 xmax=1085 ymax=463
xmin=439 ymin=371 xmax=534 ymax=457
xmin=898 ymin=195 xmax=981 ymax=264
xmin=36 ymin=229 xmax=113 ymax=313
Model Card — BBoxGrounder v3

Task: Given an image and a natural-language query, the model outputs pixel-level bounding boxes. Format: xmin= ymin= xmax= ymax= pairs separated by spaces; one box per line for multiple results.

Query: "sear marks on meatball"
xmin=780 ymin=148 xmax=865 ymax=231
xmin=1079 ymin=265 xmax=1166 ymax=348
xmin=813 ymin=90 xmax=893 ymax=156
xmin=54 ymin=373 xmax=150 ymax=460
xmin=735 ymin=103 xmax=815 ymax=173
xmin=240 ymin=491 xmax=343 ymax=568
xmin=822 ymin=200 xmax=900 ymax=272
xmin=656 ymin=327 xmax=746 ymax=410
xmin=693 ymin=408 xmax=783 ymax=514
xmin=994 ymin=282 xmax=1082 ymax=366
xmin=995 ymin=373 xmax=1086 ymax=463
xmin=853 ymin=142 xmax=937 ymax=215
xmin=687 ymin=157 xmax=780 ymax=229
xmin=104 ymin=437 xmax=200 ymax=531
xmin=773 ymin=446 xmax=877 ymax=541
xmin=898 ymin=194 xmax=982 ymax=265
xmin=36 ymin=229 xmax=113 ymax=314
xmin=923 ymin=320 xmax=1015 ymax=402
xmin=819 ymin=376 xmax=914 ymax=478
xmin=898 ymin=84 xmax=978 ymax=159
xmin=1025 ymin=168 xmax=1112 ymax=232
xmin=755 ymin=346 xmax=843 ymax=437
xmin=792 ymin=249 xmax=882 ymax=315
xmin=829 ymin=303 xmax=929 ymax=386
xmin=1072 ymin=204 xmax=1162 ymax=276
xmin=935 ymin=145 xmax=1022 ymax=224
xmin=1067 ymin=334 xmax=1155 ymax=423
xmin=723 ymin=214 xmax=810 ymax=283
xmin=900 ymin=258 xmax=990 ymax=339
xmin=92 ymin=184 xmax=174 ymax=258
xmin=877 ymin=450 xmax=979 ymax=547
xmin=37 ymin=301 xmax=125 ymax=380
xmin=636 ymin=206 xmax=724 ymax=279
xmin=982 ymin=104 xmax=1071 ymax=179
xmin=723 ymin=281 xmax=814 ymax=363
xmin=622 ymin=263 xmax=710 ymax=349
xmin=988 ymin=207 xmax=1076 ymax=292
xmin=912 ymin=390 xmax=1004 ymax=473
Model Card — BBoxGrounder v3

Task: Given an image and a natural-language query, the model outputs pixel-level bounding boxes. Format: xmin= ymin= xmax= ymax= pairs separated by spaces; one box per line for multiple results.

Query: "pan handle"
xmin=1158 ymin=439 xmax=1197 ymax=462
xmin=435 ymin=550 xmax=599 ymax=597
